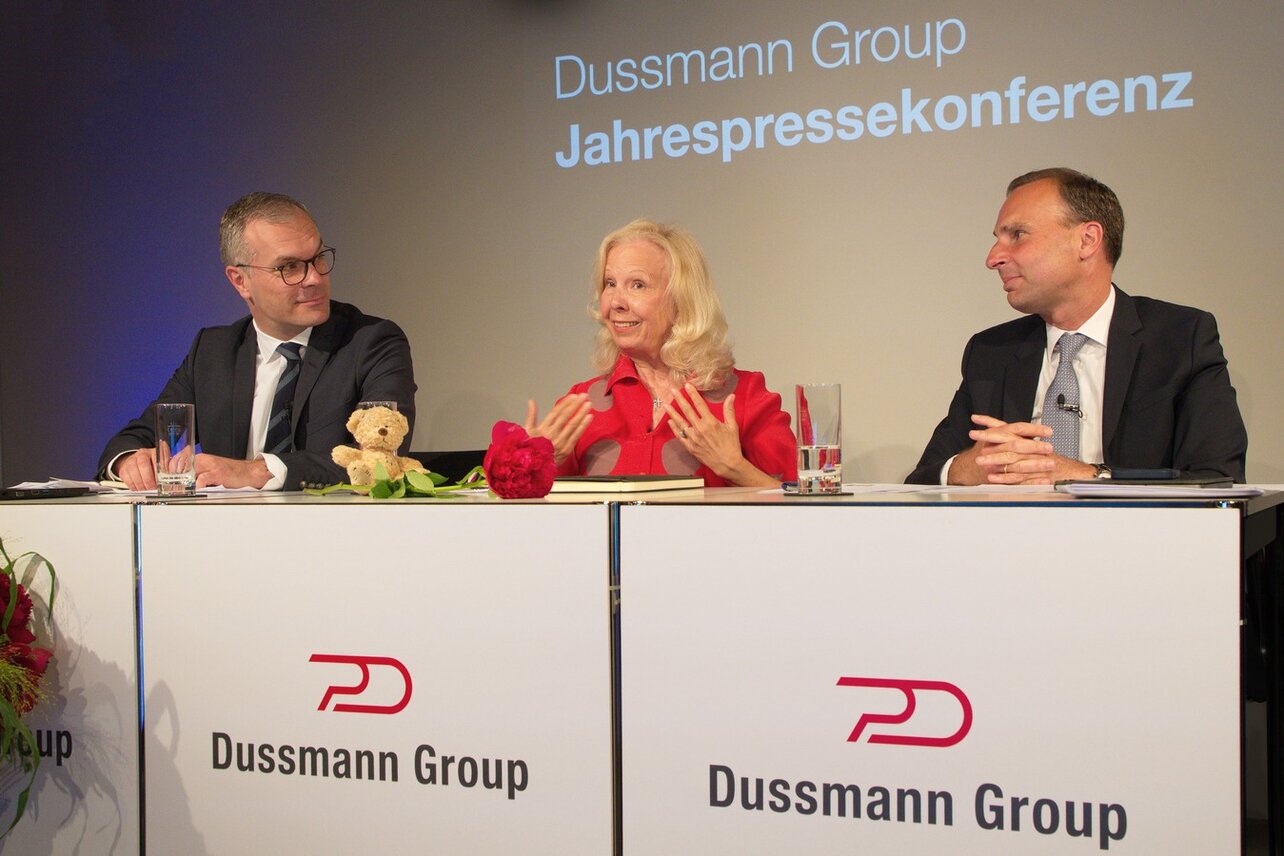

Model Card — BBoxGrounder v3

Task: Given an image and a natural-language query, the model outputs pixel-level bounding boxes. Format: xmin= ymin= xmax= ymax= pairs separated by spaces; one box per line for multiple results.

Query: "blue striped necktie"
xmin=264 ymin=342 xmax=303 ymax=455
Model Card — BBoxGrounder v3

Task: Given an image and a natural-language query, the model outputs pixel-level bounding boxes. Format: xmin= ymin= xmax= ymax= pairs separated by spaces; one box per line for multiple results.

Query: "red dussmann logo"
xmin=310 ymin=654 xmax=413 ymax=714
xmin=837 ymin=677 xmax=972 ymax=747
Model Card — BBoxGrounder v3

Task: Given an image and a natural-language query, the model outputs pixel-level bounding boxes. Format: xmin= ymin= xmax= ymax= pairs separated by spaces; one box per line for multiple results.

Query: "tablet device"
xmin=0 ymin=486 xmax=94 ymax=501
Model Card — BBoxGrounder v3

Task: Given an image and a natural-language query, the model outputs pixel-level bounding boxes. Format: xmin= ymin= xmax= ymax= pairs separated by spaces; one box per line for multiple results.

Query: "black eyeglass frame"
xmin=233 ymin=247 xmax=336 ymax=285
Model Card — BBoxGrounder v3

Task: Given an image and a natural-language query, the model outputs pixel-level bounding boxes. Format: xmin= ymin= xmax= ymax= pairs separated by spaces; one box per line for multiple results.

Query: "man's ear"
xmin=1078 ymin=221 xmax=1105 ymax=261
xmin=226 ymin=265 xmax=252 ymax=302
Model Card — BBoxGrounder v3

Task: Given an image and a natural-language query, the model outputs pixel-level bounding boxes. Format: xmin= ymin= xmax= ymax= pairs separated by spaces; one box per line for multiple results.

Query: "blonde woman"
xmin=527 ymin=219 xmax=796 ymax=488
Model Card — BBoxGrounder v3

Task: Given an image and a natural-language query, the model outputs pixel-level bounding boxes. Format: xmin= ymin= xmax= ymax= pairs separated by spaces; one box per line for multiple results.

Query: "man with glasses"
xmin=97 ymin=192 xmax=417 ymax=490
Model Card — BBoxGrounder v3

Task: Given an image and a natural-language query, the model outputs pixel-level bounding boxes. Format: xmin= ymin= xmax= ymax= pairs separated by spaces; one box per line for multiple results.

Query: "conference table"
xmin=0 ymin=485 xmax=1279 ymax=854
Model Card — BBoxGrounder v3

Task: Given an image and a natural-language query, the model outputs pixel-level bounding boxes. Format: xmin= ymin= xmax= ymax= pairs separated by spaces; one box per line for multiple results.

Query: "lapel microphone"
xmin=1056 ymin=394 xmax=1084 ymax=419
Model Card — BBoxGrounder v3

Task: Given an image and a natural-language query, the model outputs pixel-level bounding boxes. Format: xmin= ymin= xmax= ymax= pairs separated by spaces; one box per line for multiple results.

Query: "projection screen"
xmin=1 ymin=1 xmax=1280 ymax=484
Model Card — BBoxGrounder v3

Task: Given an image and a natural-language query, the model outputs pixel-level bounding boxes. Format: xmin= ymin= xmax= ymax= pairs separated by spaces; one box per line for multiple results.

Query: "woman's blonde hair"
xmin=589 ymin=219 xmax=734 ymax=389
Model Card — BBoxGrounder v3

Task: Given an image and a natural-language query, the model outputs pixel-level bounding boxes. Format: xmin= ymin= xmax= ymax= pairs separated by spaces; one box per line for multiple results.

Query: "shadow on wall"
xmin=141 ymin=681 xmax=208 ymax=854
xmin=0 ymin=644 xmax=130 ymax=854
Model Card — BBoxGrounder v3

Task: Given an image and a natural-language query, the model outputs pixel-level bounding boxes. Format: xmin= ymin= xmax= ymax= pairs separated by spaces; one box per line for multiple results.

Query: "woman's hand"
xmin=525 ymin=393 xmax=593 ymax=466
xmin=663 ymin=384 xmax=776 ymax=487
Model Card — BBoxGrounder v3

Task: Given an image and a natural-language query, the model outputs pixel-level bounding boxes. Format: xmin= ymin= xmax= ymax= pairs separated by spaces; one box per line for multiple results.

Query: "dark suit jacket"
xmin=97 ymin=300 xmax=417 ymax=489
xmin=906 ymin=287 xmax=1247 ymax=484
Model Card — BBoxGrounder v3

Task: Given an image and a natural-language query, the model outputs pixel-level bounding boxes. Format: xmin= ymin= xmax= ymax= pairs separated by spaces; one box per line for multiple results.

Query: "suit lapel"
xmin=1102 ymin=286 xmax=1140 ymax=450
xmin=230 ymin=326 xmax=256 ymax=459
xmin=1002 ymin=319 xmax=1046 ymax=422
xmin=293 ymin=304 xmax=342 ymax=432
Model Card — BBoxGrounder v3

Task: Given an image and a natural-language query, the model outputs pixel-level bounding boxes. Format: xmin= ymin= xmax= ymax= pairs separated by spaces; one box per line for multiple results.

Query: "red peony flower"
xmin=483 ymin=421 xmax=557 ymax=499
xmin=0 ymin=575 xmax=35 ymax=644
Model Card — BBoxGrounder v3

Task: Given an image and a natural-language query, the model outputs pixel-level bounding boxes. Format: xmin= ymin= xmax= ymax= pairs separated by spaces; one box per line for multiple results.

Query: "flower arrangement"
xmin=483 ymin=422 xmax=556 ymax=499
xmin=0 ymin=537 xmax=56 ymax=835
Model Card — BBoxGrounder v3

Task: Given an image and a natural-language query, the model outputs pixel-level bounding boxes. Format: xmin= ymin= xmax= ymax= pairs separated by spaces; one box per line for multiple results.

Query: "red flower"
xmin=0 ymin=575 xmax=35 ymax=644
xmin=2 ymin=643 xmax=51 ymax=714
xmin=6 ymin=643 xmax=53 ymax=678
xmin=483 ymin=421 xmax=557 ymax=499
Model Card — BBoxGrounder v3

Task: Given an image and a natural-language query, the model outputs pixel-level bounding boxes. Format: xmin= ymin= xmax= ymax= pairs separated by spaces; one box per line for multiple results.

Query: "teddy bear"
xmin=331 ymin=405 xmax=426 ymax=486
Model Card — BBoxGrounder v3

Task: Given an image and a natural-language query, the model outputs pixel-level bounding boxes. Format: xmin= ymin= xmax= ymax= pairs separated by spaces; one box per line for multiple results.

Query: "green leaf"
xmin=374 ymin=461 xmax=391 ymax=483
xmin=1 ymin=566 xmax=17 ymax=644
xmin=370 ymin=479 xmax=395 ymax=499
xmin=0 ymin=693 xmax=39 ymax=834
xmin=404 ymin=470 xmax=438 ymax=495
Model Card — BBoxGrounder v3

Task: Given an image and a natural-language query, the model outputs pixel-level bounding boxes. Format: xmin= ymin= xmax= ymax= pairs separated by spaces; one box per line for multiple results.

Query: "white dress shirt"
xmin=1031 ymin=287 xmax=1114 ymax=469
xmin=249 ymin=324 xmax=313 ymax=491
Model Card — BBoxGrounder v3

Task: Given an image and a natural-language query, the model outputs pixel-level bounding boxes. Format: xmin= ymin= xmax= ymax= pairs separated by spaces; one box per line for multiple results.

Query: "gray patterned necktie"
xmin=264 ymin=342 xmax=303 ymax=455
xmin=1041 ymin=333 xmax=1088 ymax=459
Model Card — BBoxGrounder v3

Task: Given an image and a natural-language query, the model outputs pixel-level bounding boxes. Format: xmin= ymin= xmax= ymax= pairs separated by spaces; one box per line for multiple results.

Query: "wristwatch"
xmin=1094 ymin=463 xmax=1112 ymax=479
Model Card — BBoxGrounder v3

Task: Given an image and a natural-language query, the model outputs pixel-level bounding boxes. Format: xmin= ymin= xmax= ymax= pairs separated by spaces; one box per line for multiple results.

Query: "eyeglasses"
xmin=234 ymin=247 xmax=335 ymax=285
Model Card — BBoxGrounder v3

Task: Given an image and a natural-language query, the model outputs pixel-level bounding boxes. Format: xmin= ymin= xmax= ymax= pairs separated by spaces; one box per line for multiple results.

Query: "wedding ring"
xmin=679 ymin=428 xmax=689 ymax=439
xmin=1003 ymin=464 xmax=1009 ymax=474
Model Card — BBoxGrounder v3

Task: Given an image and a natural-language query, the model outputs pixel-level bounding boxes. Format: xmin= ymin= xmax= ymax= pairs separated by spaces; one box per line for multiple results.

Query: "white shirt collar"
xmin=1045 ymin=284 xmax=1115 ymax=352
xmin=253 ymin=322 xmax=312 ymax=361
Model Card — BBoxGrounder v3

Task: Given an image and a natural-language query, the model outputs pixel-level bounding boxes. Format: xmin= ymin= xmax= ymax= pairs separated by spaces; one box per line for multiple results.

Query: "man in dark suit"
xmin=907 ymin=168 xmax=1246 ymax=485
xmin=98 ymin=192 xmax=416 ymax=490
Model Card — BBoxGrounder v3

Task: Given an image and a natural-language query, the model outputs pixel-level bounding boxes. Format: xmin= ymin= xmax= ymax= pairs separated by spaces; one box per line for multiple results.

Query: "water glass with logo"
xmin=795 ymin=384 xmax=842 ymax=494
xmin=155 ymin=403 xmax=197 ymax=496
